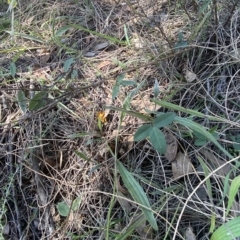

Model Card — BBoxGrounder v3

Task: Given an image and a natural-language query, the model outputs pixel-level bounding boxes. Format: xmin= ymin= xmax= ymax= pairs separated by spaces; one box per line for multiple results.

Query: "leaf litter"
xmin=171 ymin=152 xmax=194 ymax=180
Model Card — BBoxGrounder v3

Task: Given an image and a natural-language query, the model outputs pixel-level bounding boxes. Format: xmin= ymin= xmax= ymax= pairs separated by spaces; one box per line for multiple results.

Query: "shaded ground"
xmin=0 ymin=0 xmax=240 ymax=239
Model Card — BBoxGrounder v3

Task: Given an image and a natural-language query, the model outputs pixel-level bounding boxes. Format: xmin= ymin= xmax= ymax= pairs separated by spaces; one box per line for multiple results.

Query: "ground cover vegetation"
xmin=0 ymin=0 xmax=240 ymax=239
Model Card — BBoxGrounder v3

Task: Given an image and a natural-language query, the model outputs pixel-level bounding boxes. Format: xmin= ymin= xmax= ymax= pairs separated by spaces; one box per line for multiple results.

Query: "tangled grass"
xmin=0 ymin=0 xmax=240 ymax=239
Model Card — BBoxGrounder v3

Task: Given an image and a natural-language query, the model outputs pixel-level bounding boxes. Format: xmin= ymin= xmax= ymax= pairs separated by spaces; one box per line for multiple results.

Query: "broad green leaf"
xmin=153 ymin=79 xmax=160 ymax=98
xmin=117 ymin=161 xmax=158 ymax=230
xmin=134 ymin=124 xmax=152 ymax=141
xmin=153 ymin=112 xmax=175 ymax=128
xmin=174 ymin=116 xmax=233 ymax=159
xmin=116 ymin=73 xmax=125 ymax=83
xmin=63 ymin=58 xmax=74 ymax=72
xmin=226 ymin=176 xmax=240 ymax=216
xmin=210 ymin=216 xmax=240 ymax=240
xmin=194 ymin=139 xmax=207 ymax=146
xmin=10 ymin=62 xmax=16 ymax=77
xmin=72 ymin=197 xmax=81 ymax=211
xmin=120 ymin=80 xmax=137 ymax=86
xmin=149 ymin=127 xmax=166 ymax=154
xmin=112 ymin=84 xmax=120 ymax=99
xmin=29 ymin=91 xmax=47 ymax=111
xmin=104 ymin=106 xmax=152 ymax=121
xmin=57 ymin=201 xmax=70 ymax=217
xmin=17 ymin=90 xmax=27 ymax=113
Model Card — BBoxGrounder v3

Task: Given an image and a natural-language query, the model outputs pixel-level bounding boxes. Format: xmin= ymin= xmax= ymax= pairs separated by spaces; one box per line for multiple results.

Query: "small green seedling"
xmin=57 ymin=197 xmax=81 ymax=217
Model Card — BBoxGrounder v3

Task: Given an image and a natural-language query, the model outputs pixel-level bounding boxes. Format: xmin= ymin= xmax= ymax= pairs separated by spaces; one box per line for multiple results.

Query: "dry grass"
xmin=0 ymin=0 xmax=240 ymax=239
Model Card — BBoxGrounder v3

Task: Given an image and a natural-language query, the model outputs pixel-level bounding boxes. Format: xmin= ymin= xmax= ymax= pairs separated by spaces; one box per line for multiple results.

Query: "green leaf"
xmin=193 ymin=130 xmax=219 ymax=146
xmin=153 ymin=112 xmax=175 ymax=128
xmin=149 ymin=127 xmax=166 ymax=154
xmin=174 ymin=116 xmax=233 ymax=159
xmin=120 ymin=80 xmax=137 ymax=86
xmin=123 ymin=24 xmax=130 ymax=45
xmin=151 ymin=99 xmax=224 ymax=122
xmin=153 ymin=79 xmax=160 ymax=98
xmin=174 ymin=32 xmax=188 ymax=50
xmin=56 ymin=24 xmax=127 ymax=45
xmin=17 ymin=90 xmax=27 ymax=113
xmin=5 ymin=31 xmax=45 ymax=43
xmin=57 ymin=201 xmax=70 ymax=217
xmin=116 ymin=73 xmax=125 ymax=83
xmin=210 ymin=214 xmax=216 ymax=233
xmin=72 ymin=197 xmax=81 ymax=211
xmin=194 ymin=139 xmax=207 ymax=146
xmin=56 ymin=25 xmax=73 ymax=36
xmin=230 ymin=135 xmax=240 ymax=151
xmin=63 ymin=58 xmax=74 ymax=72
xmin=134 ymin=124 xmax=152 ymax=141
xmin=71 ymin=69 xmax=78 ymax=78
xmin=10 ymin=62 xmax=16 ymax=77
xmin=226 ymin=176 xmax=240 ymax=216
xmin=129 ymin=80 xmax=146 ymax=99
xmin=193 ymin=130 xmax=218 ymax=141
xmin=29 ymin=91 xmax=47 ymax=111
xmin=210 ymin=216 xmax=240 ymax=240
xmin=7 ymin=0 xmax=17 ymax=11
xmin=199 ymin=0 xmax=211 ymax=14
xmin=116 ymin=161 xmax=158 ymax=230
xmin=112 ymin=84 xmax=120 ymax=99
xmin=74 ymin=151 xmax=91 ymax=162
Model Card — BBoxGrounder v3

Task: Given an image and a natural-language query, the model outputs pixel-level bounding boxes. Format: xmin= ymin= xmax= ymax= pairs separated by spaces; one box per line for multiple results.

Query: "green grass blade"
xmin=151 ymin=99 xmax=225 ymax=122
xmin=210 ymin=216 xmax=240 ymax=240
xmin=5 ymin=31 xmax=45 ymax=43
xmin=68 ymin=132 xmax=100 ymax=138
xmin=57 ymin=24 xmax=127 ymax=45
xmin=104 ymin=106 xmax=152 ymax=121
xmin=197 ymin=157 xmax=212 ymax=199
xmin=117 ymin=161 xmax=158 ymax=230
xmin=174 ymin=116 xmax=233 ymax=159
xmin=226 ymin=176 xmax=240 ymax=216
xmin=115 ymin=214 xmax=146 ymax=240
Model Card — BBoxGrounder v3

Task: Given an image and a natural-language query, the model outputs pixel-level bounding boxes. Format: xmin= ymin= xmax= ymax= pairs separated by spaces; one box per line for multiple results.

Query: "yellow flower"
xmin=97 ymin=111 xmax=107 ymax=123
